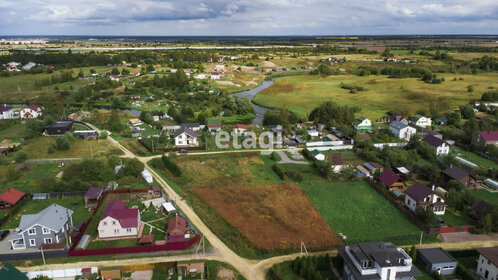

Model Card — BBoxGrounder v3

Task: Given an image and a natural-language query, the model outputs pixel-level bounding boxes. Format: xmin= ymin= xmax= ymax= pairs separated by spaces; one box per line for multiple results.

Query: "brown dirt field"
xmin=260 ymin=83 xmax=296 ymax=95
xmin=194 ymin=184 xmax=343 ymax=250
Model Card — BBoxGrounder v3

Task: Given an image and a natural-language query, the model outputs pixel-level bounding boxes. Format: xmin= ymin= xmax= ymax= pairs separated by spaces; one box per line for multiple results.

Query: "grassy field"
xmin=252 ymin=73 xmax=496 ymax=120
xmin=1 ymin=196 xmax=89 ymax=230
xmin=0 ymin=122 xmax=25 ymax=142
xmin=471 ymin=189 xmax=498 ymax=206
xmin=22 ymin=137 xmax=122 ymax=159
xmin=453 ymin=147 xmax=498 ymax=170
xmin=442 ymin=209 xmax=473 ymax=227
xmin=299 ymin=180 xmax=431 ymax=245
xmin=0 ymin=163 xmax=63 ymax=193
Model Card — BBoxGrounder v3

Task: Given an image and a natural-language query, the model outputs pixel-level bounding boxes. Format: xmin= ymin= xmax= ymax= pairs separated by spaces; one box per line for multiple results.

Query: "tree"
xmin=78 ymin=69 xmax=84 ymax=78
xmin=25 ymin=119 xmax=45 ymax=138
xmin=445 ymin=111 xmax=461 ymax=125
xmin=14 ymin=150 xmax=28 ymax=163
xmin=55 ymin=136 xmax=70 ymax=150
xmin=459 ymin=105 xmax=475 ymax=119
xmin=111 ymin=67 xmax=120 ymax=75
xmin=122 ymin=158 xmax=144 ymax=177
xmin=99 ymin=131 xmax=108 ymax=139
xmin=107 ymin=154 xmax=121 ymax=169
xmin=467 ymin=85 xmax=475 ymax=93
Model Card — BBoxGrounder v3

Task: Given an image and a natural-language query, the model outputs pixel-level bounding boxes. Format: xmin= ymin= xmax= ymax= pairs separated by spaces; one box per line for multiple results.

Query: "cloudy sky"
xmin=0 ymin=0 xmax=497 ymax=35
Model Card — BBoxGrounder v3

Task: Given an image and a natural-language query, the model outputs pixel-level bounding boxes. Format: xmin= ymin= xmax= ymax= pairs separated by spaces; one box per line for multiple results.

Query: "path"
xmin=276 ymin=150 xmax=309 ymax=165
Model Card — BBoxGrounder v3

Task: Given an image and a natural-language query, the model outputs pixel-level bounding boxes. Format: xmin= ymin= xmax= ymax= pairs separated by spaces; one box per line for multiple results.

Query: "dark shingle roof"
xmin=476 ymin=247 xmax=498 ymax=267
xmin=390 ymin=121 xmax=408 ymax=130
xmin=470 ymin=199 xmax=493 ymax=217
xmin=173 ymin=126 xmax=197 ymax=138
xmin=379 ymin=170 xmax=401 ymax=187
xmin=423 ymin=134 xmax=447 ymax=148
xmin=405 ymin=182 xmax=433 ymax=202
xmin=418 ymin=248 xmax=456 ymax=264
xmin=443 ymin=166 xmax=469 ymax=181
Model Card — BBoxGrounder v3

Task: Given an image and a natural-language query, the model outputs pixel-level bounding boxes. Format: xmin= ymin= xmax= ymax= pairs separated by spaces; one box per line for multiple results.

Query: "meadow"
xmin=0 ymin=163 xmax=63 ymax=193
xmin=252 ymin=73 xmax=497 ymax=120
xmin=22 ymin=137 xmax=122 ymax=159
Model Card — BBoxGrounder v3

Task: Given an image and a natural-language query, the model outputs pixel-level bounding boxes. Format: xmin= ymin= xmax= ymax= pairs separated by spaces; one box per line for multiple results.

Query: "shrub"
xmin=456 ymin=263 xmax=477 ymax=280
xmin=302 ymin=149 xmax=314 ymax=161
xmin=14 ymin=150 xmax=28 ymax=163
xmin=272 ymin=164 xmax=287 ymax=180
xmin=286 ymin=169 xmax=303 ymax=182
xmin=99 ymin=131 xmax=108 ymax=139
xmin=161 ymin=154 xmax=182 ymax=177
xmin=55 ymin=136 xmax=70 ymax=150
xmin=47 ymin=145 xmax=55 ymax=154
xmin=6 ymin=167 xmax=22 ymax=182
xmin=270 ymin=151 xmax=279 ymax=161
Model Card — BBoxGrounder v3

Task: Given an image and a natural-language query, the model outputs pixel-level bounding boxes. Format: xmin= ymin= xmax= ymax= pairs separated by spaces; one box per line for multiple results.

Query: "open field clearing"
xmin=253 ymin=73 xmax=496 ymax=120
xmin=299 ymin=180 xmax=432 ymax=245
xmin=194 ymin=184 xmax=342 ymax=249
xmin=0 ymin=163 xmax=62 ymax=193
xmin=22 ymin=137 xmax=122 ymax=159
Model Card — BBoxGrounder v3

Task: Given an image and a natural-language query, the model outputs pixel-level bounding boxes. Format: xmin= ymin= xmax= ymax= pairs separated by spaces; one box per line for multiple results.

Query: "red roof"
xmin=234 ymin=124 xmax=247 ymax=129
xmin=378 ymin=170 xmax=401 ymax=187
xmin=480 ymin=131 xmax=498 ymax=142
xmin=139 ymin=234 xmax=155 ymax=244
xmin=0 ymin=188 xmax=25 ymax=205
xmin=167 ymin=216 xmax=186 ymax=234
xmin=102 ymin=199 xmax=139 ymax=228
xmin=26 ymin=105 xmax=40 ymax=111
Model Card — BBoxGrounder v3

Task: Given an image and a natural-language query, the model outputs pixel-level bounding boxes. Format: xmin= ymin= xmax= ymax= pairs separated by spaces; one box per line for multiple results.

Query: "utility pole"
xmin=40 ymin=247 xmax=46 ymax=268
xmin=419 ymin=231 xmax=423 ymax=249
xmin=300 ymin=239 xmax=308 ymax=256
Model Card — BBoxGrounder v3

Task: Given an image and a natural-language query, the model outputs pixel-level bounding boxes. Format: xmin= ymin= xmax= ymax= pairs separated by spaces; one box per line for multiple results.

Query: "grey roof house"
xmin=9 ymin=203 xmax=73 ymax=250
xmin=339 ymin=242 xmax=421 ymax=280
xmin=417 ymin=247 xmax=457 ymax=275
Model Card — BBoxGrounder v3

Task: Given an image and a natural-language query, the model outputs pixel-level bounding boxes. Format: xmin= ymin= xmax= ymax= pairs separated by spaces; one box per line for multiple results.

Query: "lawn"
xmin=22 ymin=137 xmax=122 ymax=159
xmin=0 ymin=163 xmax=64 ymax=193
xmin=299 ymin=180 xmax=430 ymax=245
xmin=86 ymin=238 xmax=139 ymax=249
xmin=1 ymin=196 xmax=89 ymax=230
xmin=252 ymin=73 xmax=496 ymax=120
xmin=471 ymin=189 xmax=498 ymax=206
xmin=442 ymin=209 xmax=473 ymax=227
xmin=0 ymin=122 xmax=25 ymax=142
xmin=452 ymin=147 xmax=498 ymax=170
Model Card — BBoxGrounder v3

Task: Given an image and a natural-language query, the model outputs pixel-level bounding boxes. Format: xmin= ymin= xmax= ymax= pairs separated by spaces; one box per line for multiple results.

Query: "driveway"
xmin=440 ymin=232 xmax=498 ymax=243
xmin=130 ymin=270 xmax=153 ymax=280
xmin=276 ymin=150 xmax=309 ymax=165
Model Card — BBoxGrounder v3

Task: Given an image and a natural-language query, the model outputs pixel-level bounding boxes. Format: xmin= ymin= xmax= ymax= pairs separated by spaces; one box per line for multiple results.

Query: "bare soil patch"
xmin=217 ymin=268 xmax=236 ymax=280
xmin=194 ymin=184 xmax=342 ymax=249
xmin=262 ymin=61 xmax=277 ymax=67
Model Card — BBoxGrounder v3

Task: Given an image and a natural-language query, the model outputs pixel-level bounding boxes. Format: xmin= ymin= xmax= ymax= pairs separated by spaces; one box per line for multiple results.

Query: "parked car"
xmin=0 ymin=230 xmax=10 ymax=241
xmin=180 ymin=149 xmax=188 ymax=155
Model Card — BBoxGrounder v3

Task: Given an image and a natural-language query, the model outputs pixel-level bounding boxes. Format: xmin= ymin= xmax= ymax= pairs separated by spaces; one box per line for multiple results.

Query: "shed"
xmin=484 ymin=179 xmax=498 ymax=190
xmin=32 ymin=193 xmax=48 ymax=200
xmin=100 ymin=266 xmax=122 ymax=279
xmin=417 ymin=247 xmax=457 ymax=275
xmin=177 ymin=260 xmax=205 ymax=276
xmin=141 ymin=169 xmax=154 ymax=185
xmin=44 ymin=121 xmax=74 ymax=135
xmin=162 ymin=202 xmax=176 ymax=214
xmin=0 ymin=188 xmax=25 ymax=208
xmin=0 ymin=263 xmax=27 ymax=280
xmin=84 ymin=187 xmax=104 ymax=206
xmin=378 ymin=169 xmax=406 ymax=189
xmin=139 ymin=234 xmax=155 ymax=245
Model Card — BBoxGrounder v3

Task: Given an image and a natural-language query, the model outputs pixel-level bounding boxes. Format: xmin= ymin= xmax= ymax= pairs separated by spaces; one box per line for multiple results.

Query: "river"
xmin=233 ymin=79 xmax=274 ymax=125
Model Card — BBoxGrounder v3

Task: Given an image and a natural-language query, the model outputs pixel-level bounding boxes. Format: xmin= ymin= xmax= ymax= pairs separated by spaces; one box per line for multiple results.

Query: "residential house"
xmin=9 ymin=203 xmax=73 ymax=250
xmin=434 ymin=117 xmax=448 ymax=125
xmin=339 ymin=242 xmax=421 ymax=280
xmin=109 ymin=75 xmax=120 ymax=81
xmin=404 ymin=182 xmax=446 ymax=215
xmin=0 ymin=188 xmax=25 ymax=209
xmin=390 ymin=113 xmax=408 ymax=124
xmin=0 ymin=104 xmax=14 ymax=120
xmin=0 ymin=263 xmax=28 ymax=280
xmin=174 ymin=126 xmax=199 ymax=147
xmin=442 ymin=166 xmax=476 ymax=188
xmin=194 ymin=74 xmax=206 ymax=79
xmin=207 ymin=119 xmax=222 ymax=132
xmin=423 ymin=135 xmax=450 ymax=156
xmin=354 ymin=117 xmax=372 ymax=131
xmin=177 ymin=260 xmax=205 ymax=277
xmin=379 ymin=169 xmax=406 ymax=190
xmin=394 ymin=167 xmax=410 ymax=180
xmin=20 ymin=105 xmax=42 ymax=119
xmin=84 ymin=187 xmax=104 ymax=206
xmin=307 ymin=129 xmax=319 ymax=138
xmin=141 ymin=169 xmax=154 ymax=185
xmin=129 ymin=119 xmax=142 ymax=126
xmin=389 ymin=121 xmax=417 ymax=141
xmin=476 ymin=247 xmax=498 ymax=280
xmin=74 ymin=130 xmax=99 ymax=140
xmin=329 ymin=153 xmax=348 ymax=173
xmin=182 ymin=123 xmax=201 ymax=131
xmin=44 ymin=121 xmax=74 ymax=135
xmin=210 ymin=72 xmax=221 ymax=80
xmin=417 ymin=248 xmax=457 ymax=275
xmin=98 ymin=200 xmax=141 ymax=239
xmin=410 ymin=115 xmax=432 ymax=128
xmin=472 ymin=131 xmax=498 ymax=150
xmin=167 ymin=216 xmax=186 ymax=241
xmin=363 ymin=162 xmax=384 ymax=176
xmin=233 ymin=124 xmax=247 ymax=135
xmin=311 ymin=150 xmax=325 ymax=161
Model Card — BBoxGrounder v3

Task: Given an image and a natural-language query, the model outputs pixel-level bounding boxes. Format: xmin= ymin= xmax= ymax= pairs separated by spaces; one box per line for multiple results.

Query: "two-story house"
xmin=98 ymin=199 xmax=141 ymax=239
xmin=476 ymin=247 xmax=497 ymax=280
xmin=354 ymin=118 xmax=372 ymax=132
xmin=472 ymin=131 xmax=498 ymax=151
xmin=0 ymin=104 xmax=14 ymax=120
xmin=233 ymin=124 xmax=247 ymax=135
xmin=339 ymin=242 xmax=421 ymax=280
xmin=389 ymin=121 xmax=417 ymax=141
xmin=20 ymin=105 xmax=43 ymax=119
xmin=423 ymin=134 xmax=450 ymax=156
xmin=404 ymin=182 xmax=446 ymax=215
xmin=9 ymin=203 xmax=73 ymax=250
xmin=410 ymin=115 xmax=432 ymax=128
xmin=174 ymin=126 xmax=199 ymax=147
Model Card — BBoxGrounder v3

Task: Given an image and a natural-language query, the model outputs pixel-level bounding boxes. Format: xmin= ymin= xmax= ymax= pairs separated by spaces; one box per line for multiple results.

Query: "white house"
xmin=194 ymin=74 xmax=206 ymax=79
xmin=141 ymin=169 xmax=154 ymax=185
xmin=20 ymin=105 xmax=43 ymax=119
xmin=174 ymin=126 xmax=198 ymax=147
xmin=389 ymin=121 xmax=417 ymax=141
xmin=214 ymin=65 xmax=225 ymax=72
xmin=233 ymin=124 xmax=247 ymax=135
xmin=0 ymin=104 xmax=14 ymax=120
xmin=210 ymin=72 xmax=221 ymax=80
xmin=98 ymin=199 xmax=141 ymax=239
xmin=476 ymin=247 xmax=498 ymax=280
xmin=311 ymin=149 xmax=325 ymax=161
xmin=423 ymin=135 xmax=450 ymax=156
xmin=307 ymin=129 xmax=319 ymax=138
xmin=354 ymin=117 xmax=372 ymax=131
xmin=404 ymin=182 xmax=446 ymax=215
xmin=110 ymin=75 xmax=120 ymax=81
xmin=410 ymin=114 xmax=432 ymax=128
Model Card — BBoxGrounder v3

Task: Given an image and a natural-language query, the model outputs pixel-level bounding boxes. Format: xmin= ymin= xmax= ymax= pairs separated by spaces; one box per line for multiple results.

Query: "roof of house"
xmin=390 ymin=121 xmax=409 ymax=130
xmin=45 ymin=121 xmax=73 ymax=129
xmin=442 ymin=166 xmax=469 ymax=181
xmin=0 ymin=188 xmax=25 ymax=205
xmin=423 ymin=128 xmax=442 ymax=137
xmin=476 ymin=247 xmax=498 ymax=267
xmin=0 ymin=263 xmax=28 ymax=280
xmin=369 ymin=162 xmax=384 ymax=169
xmin=378 ymin=170 xmax=401 ymax=187
xmin=404 ymin=182 xmax=433 ymax=202
xmin=329 ymin=153 xmax=346 ymax=165
xmin=390 ymin=113 xmax=406 ymax=122
xmin=423 ymin=134 xmax=447 ymax=148
xmin=418 ymin=248 xmax=456 ymax=264
xmin=9 ymin=203 xmax=73 ymax=241
xmin=26 ymin=105 xmax=41 ymax=111
xmin=167 ymin=216 xmax=186 ymax=234
xmin=173 ymin=126 xmax=197 ymax=138
xmin=470 ymin=199 xmax=493 ymax=217
xmin=211 ymin=71 xmax=220 ymax=75
xmin=479 ymin=131 xmax=498 ymax=142
xmin=101 ymin=200 xmax=139 ymax=228
xmin=182 ymin=123 xmax=200 ymax=128
xmin=207 ymin=119 xmax=222 ymax=127
xmin=435 ymin=117 xmax=448 ymax=123
xmin=311 ymin=149 xmax=322 ymax=156
xmin=234 ymin=124 xmax=247 ymax=129
xmin=139 ymin=234 xmax=155 ymax=244
xmin=0 ymin=104 xmax=13 ymax=113
xmin=84 ymin=187 xmax=104 ymax=199
xmin=410 ymin=114 xmax=424 ymax=122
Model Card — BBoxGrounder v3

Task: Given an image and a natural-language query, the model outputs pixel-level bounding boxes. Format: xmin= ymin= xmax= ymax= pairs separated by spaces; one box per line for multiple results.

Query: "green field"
xmin=1 ymin=196 xmax=88 ymax=230
xmin=252 ymin=73 xmax=496 ymax=120
xmin=453 ymin=147 xmax=498 ymax=170
xmin=0 ymin=163 xmax=62 ymax=193
xmin=299 ymin=180 xmax=433 ymax=245
xmin=471 ymin=189 xmax=498 ymax=206
xmin=22 ymin=137 xmax=122 ymax=159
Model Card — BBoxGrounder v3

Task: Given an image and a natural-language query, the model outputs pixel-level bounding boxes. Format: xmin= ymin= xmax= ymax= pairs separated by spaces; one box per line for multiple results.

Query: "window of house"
xmin=114 ymin=229 xmax=119 ymax=234
xmin=112 ymin=221 xmax=116 ymax=225
xmin=100 ymin=230 xmax=104 ymax=233
xmin=28 ymin=228 xmax=36 ymax=235
xmin=29 ymin=239 xmax=36 ymax=246
xmin=103 ymin=222 xmax=107 ymax=226
xmin=43 ymin=227 xmax=50 ymax=234
xmin=44 ymin=238 xmax=52 ymax=244
xmin=126 ymin=228 xmax=132 ymax=233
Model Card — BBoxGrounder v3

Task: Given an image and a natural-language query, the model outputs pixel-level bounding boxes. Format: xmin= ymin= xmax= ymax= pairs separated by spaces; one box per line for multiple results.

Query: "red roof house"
xmin=472 ymin=131 xmax=498 ymax=150
xmin=167 ymin=216 xmax=186 ymax=237
xmin=0 ymin=188 xmax=25 ymax=208
xmin=378 ymin=169 xmax=406 ymax=189
xmin=98 ymin=199 xmax=141 ymax=238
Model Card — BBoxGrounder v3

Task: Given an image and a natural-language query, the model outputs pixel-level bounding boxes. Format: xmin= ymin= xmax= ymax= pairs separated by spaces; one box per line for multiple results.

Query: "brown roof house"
xmin=177 ymin=260 xmax=205 ymax=277
xmin=404 ymin=182 xmax=446 ymax=215
xmin=328 ymin=153 xmax=348 ymax=173
xmin=476 ymin=247 xmax=498 ymax=280
xmin=167 ymin=216 xmax=187 ymax=243
xmin=84 ymin=187 xmax=104 ymax=207
xmin=423 ymin=134 xmax=450 ymax=156
xmin=378 ymin=169 xmax=406 ymax=190
xmin=0 ymin=188 xmax=25 ymax=209
xmin=442 ymin=166 xmax=476 ymax=188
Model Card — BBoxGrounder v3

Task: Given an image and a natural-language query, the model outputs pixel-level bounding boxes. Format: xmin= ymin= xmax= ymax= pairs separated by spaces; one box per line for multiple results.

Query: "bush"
xmin=286 ymin=169 xmax=303 ymax=182
xmin=161 ymin=154 xmax=182 ymax=177
xmin=270 ymin=151 xmax=279 ymax=161
xmin=99 ymin=131 xmax=108 ymax=139
xmin=121 ymin=158 xmax=144 ymax=177
xmin=6 ymin=167 xmax=22 ymax=182
xmin=55 ymin=136 xmax=70 ymax=150
xmin=272 ymin=164 xmax=287 ymax=180
xmin=47 ymin=145 xmax=55 ymax=154
xmin=302 ymin=149 xmax=314 ymax=161
xmin=14 ymin=150 xmax=28 ymax=163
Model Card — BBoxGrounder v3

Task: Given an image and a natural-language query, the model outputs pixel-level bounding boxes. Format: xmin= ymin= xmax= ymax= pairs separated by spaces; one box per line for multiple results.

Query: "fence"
xmin=69 ymin=188 xmax=200 ymax=257
xmin=47 ymin=191 xmax=86 ymax=198
xmin=0 ymin=249 xmax=67 ymax=262
xmin=122 ymin=263 xmax=156 ymax=272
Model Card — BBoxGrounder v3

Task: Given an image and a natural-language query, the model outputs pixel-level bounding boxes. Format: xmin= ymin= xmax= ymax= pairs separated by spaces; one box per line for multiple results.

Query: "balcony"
xmin=11 ymin=239 xmax=26 ymax=250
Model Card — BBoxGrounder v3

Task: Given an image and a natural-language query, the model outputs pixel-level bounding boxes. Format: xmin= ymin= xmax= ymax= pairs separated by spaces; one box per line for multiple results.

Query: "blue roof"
xmin=363 ymin=162 xmax=375 ymax=170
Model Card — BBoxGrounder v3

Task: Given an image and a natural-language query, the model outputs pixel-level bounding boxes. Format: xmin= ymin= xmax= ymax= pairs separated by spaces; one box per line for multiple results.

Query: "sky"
xmin=0 ymin=0 xmax=497 ymax=35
